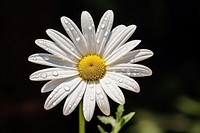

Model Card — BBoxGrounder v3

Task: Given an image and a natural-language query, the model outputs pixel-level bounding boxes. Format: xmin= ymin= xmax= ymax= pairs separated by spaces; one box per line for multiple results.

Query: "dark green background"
xmin=0 ymin=0 xmax=199 ymax=132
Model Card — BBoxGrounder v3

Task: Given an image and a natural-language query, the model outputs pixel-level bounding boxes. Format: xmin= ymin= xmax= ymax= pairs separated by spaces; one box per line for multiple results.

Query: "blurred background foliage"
xmin=0 ymin=0 xmax=199 ymax=133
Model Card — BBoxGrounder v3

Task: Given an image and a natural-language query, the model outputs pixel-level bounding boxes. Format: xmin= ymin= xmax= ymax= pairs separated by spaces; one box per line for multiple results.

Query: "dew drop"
xmin=52 ymin=71 xmax=59 ymax=76
xmin=53 ymin=102 xmax=57 ymax=106
xmin=63 ymin=86 xmax=70 ymax=91
xmin=40 ymin=73 xmax=47 ymax=78
xmin=43 ymin=55 xmax=49 ymax=60
xmin=104 ymin=17 xmax=108 ymax=21
xmin=100 ymin=95 xmax=104 ymax=100
xmin=32 ymin=57 xmax=37 ymax=61
xmin=64 ymin=20 xmax=68 ymax=24
xmin=90 ymin=96 xmax=94 ymax=101
xmin=76 ymin=37 xmax=80 ymax=41
xmin=104 ymin=31 xmax=108 ymax=37
xmin=105 ymin=80 xmax=111 ymax=84
xmin=97 ymin=39 xmax=100 ymax=44
xmin=83 ymin=107 xmax=86 ymax=111
xmin=49 ymin=94 xmax=53 ymax=99
xmin=118 ymin=78 xmax=124 ymax=83
xmin=88 ymin=26 xmax=92 ymax=30
xmin=96 ymin=90 xmax=101 ymax=95
xmin=68 ymin=105 xmax=72 ymax=108
xmin=54 ymin=89 xmax=58 ymax=93
xmin=89 ymin=84 xmax=94 ymax=88
xmin=70 ymin=27 xmax=74 ymax=31
xmin=101 ymin=23 xmax=105 ymax=29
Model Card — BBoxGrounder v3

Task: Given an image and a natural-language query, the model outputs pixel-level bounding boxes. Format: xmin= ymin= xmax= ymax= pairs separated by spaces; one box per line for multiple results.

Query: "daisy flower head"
xmin=29 ymin=10 xmax=153 ymax=121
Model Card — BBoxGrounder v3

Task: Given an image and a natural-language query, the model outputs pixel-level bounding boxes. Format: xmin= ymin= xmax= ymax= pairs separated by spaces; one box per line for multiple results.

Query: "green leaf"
xmin=121 ymin=112 xmax=135 ymax=127
xmin=97 ymin=115 xmax=116 ymax=127
xmin=116 ymin=105 xmax=124 ymax=121
xmin=97 ymin=105 xmax=135 ymax=133
xmin=97 ymin=125 xmax=109 ymax=133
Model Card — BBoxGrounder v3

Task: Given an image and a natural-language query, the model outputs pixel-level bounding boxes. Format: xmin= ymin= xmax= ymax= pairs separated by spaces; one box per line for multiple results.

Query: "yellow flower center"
xmin=77 ymin=55 xmax=106 ymax=81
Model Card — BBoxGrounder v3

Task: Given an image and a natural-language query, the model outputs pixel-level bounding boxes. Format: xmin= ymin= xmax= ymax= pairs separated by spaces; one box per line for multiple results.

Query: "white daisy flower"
xmin=29 ymin=10 xmax=153 ymax=121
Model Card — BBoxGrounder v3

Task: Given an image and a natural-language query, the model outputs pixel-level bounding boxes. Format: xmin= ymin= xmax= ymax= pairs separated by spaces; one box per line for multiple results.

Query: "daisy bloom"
xmin=29 ymin=10 xmax=153 ymax=121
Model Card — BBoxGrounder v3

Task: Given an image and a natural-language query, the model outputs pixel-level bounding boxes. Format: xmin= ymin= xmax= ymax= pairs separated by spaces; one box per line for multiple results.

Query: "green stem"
xmin=79 ymin=101 xmax=85 ymax=133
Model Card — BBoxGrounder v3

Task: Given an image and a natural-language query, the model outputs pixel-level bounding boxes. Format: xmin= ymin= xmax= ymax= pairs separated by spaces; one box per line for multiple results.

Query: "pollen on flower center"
xmin=77 ymin=55 xmax=106 ymax=81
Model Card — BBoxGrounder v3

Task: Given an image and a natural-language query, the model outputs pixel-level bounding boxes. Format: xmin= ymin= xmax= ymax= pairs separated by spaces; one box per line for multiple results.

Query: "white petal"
xmin=28 ymin=53 xmax=75 ymax=68
xmin=105 ymin=40 xmax=141 ymax=65
xmin=63 ymin=81 xmax=87 ymax=115
xmin=103 ymin=25 xmax=136 ymax=58
xmin=44 ymin=77 xmax=81 ymax=110
xmin=108 ymin=63 xmax=152 ymax=77
xmin=100 ymin=77 xmax=125 ymax=105
xmin=106 ymin=72 xmax=140 ymax=93
xmin=35 ymin=39 xmax=76 ymax=64
xmin=95 ymin=81 xmax=110 ymax=115
xmin=83 ymin=82 xmax=96 ymax=121
xmin=81 ymin=11 xmax=96 ymax=54
xmin=112 ymin=49 xmax=154 ymax=64
xmin=30 ymin=68 xmax=78 ymax=81
xmin=96 ymin=10 xmax=114 ymax=55
xmin=41 ymin=79 xmax=67 ymax=93
xmin=61 ymin=17 xmax=88 ymax=55
xmin=46 ymin=29 xmax=81 ymax=59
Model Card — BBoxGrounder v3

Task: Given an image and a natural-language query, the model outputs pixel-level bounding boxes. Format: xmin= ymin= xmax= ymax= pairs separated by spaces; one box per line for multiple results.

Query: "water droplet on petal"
xmin=96 ymin=90 xmax=101 ymax=95
xmin=83 ymin=107 xmax=86 ymax=111
xmin=43 ymin=55 xmax=49 ymax=60
xmin=88 ymin=26 xmax=92 ymax=30
xmin=118 ymin=78 xmax=124 ymax=83
xmin=70 ymin=27 xmax=74 ymax=31
xmin=105 ymin=80 xmax=111 ymax=84
xmin=76 ymin=37 xmax=80 ymax=41
xmin=32 ymin=57 xmax=37 ymax=61
xmin=101 ymin=23 xmax=105 ymax=29
xmin=104 ymin=31 xmax=108 ymax=37
xmin=63 ymin=86 xmax=70 ymax=91
xmin=64 ymin=20 xmax=68 ymax=24
xmin=52 ymin=71 xmax=59 ymax=76
xmin=100 ymin=95 xmax=104 ymax=100
xmin=90 ymin=96 xmax=94 ymax=101
xmin=89 ymin=84 xmax=94 ymax=88
xmin=41 ymin=73 xmax=47 ymax=78
xmin=53 ymin=102 xmax=57 ymax=106
xmin=49 ymin=94 xmax=53 ymax=98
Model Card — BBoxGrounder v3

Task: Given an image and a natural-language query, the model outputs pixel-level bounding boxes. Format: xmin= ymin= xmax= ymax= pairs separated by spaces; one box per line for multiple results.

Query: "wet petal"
xmin=61 ymin=16 xmax=88 ymax=55
xmin=96 ymin=10 xmax=114 ymax=55
xmin=81 ymin=11 xmax=96 ymax=54
xmin=44 ymin=77 xmax=81 ymax=110
xmin=108 ymin=63 xmax=152 ymax=77
xmin=28 ymin=53 xmax=75 ymax=68
xmin=106 ymin=40 xmax=141 ymax=65
xmin=30 ymin=68 xmax=78 ymax=81
xmin=103 ymin=25 xmax=136 ymax=58
xmin=83 ymin=82 xmax=96 ymax=121
xmin=100 ymin=77 xmax=125 ymax=105
xmin=95 ymin=81 xmax=110 ymax=115
xmin=46 ymin=29 xmax=81 ymax=59
xmin=112 ymin=49 xmax=154 ymax=64
xmin=41 ymin=78 xmax=67 ymax=93
xmin=63 ymin=81 xmax=87 ymax=115
xmin=35 ymin=39 xmax=76 ymax=64
xmin=106 ymin=72 xmax=140 ymax=93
